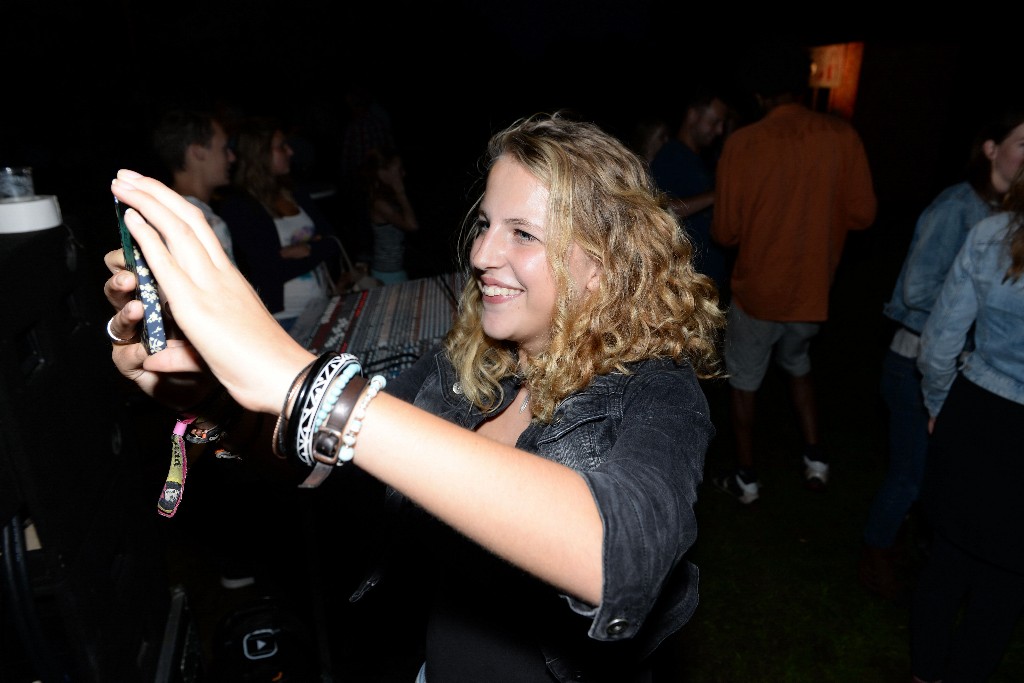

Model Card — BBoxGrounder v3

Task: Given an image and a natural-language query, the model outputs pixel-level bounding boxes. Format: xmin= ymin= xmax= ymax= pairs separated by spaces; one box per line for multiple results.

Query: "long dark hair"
xmin=966 ymin=105 xmax=1024 ymax=205
xmin=231 ymin=116 xmax=292 ymax=215
xmin=358 ymin=147 xmax=401 ymax=209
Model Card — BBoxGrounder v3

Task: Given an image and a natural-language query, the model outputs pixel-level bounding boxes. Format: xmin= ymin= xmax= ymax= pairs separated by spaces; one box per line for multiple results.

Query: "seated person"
xmin=217 ymin=115 xmax=341 ymax=330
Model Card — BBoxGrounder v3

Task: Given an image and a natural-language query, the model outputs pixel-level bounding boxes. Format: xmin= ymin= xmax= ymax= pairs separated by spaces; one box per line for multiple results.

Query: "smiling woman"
xmin=470 ymin=157 xmax=601 ymax=359
xmin=102 ymin=111 xmax=725 ymax=682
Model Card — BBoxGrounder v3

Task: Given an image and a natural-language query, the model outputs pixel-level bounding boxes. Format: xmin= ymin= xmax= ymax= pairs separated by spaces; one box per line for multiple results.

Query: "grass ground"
xmin=659 ymin=226 xmax=1024 ymax=682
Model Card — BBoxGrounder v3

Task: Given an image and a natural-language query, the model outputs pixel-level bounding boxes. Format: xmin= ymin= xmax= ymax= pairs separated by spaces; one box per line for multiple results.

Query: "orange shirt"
xmin=711 ymin=103 xmax=877 ymax=321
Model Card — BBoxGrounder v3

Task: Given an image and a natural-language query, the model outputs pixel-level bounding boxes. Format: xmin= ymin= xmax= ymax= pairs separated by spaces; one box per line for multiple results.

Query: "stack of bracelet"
xmin=273 ymin=351 xmax=387 ymax=489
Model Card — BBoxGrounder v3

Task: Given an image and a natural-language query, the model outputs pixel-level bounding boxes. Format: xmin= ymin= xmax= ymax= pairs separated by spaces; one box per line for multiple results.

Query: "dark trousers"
xmin=911 ymin=533 xmax=1024 ymax=682
xmin=910 ymin=374 xmax=1024 ymax=682
xmin=863 ymin=349 xmax=930 ymax=548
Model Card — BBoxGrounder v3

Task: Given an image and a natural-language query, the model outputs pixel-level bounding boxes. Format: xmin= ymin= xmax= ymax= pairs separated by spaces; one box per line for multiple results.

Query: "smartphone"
xmin=115 ymin=197 xmax=174 ymax=354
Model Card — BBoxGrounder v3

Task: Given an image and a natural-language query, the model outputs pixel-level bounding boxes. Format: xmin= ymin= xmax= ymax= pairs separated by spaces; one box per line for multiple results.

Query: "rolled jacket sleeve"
xmin=574 ymin=368 xmax=710 ymax=644
xmin=384 ymin=349 xmax=712 ymax=667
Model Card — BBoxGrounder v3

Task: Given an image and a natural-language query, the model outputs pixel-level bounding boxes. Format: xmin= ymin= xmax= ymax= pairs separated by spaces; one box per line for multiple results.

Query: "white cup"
xmin=0 ymin=166 xmax=35 ymax=201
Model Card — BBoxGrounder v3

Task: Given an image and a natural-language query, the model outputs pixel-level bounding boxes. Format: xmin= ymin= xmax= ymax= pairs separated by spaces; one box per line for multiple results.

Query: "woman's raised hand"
xmin=109 ymin=170 xmax=315 ymax=414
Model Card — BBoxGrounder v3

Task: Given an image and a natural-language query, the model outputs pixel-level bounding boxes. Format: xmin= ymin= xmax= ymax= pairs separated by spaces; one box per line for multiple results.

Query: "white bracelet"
xmin=337 ymin=375 xmax=387 ymax=463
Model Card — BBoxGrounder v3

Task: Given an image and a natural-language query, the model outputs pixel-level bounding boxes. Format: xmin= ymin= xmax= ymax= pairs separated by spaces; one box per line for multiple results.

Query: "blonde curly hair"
xmin=445 ymin=112 xmax=725 ymax=423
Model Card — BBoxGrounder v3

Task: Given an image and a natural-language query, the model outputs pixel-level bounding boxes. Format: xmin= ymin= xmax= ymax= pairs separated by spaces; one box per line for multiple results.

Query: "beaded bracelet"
xmin=335 ymin=375 xmax=387 ymax=464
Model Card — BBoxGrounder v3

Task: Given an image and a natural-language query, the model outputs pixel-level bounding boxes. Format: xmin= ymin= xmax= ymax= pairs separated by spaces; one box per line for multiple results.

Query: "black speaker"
xmin=0 ymin=213 xmax=175 ymax=682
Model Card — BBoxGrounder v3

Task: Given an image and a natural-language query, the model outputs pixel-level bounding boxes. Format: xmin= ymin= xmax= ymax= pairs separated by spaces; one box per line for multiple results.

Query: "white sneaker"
xmin=713 ymin=472 xmax=760 ymax=505
xmin=803 ymin=456 xmax=829 ymax=490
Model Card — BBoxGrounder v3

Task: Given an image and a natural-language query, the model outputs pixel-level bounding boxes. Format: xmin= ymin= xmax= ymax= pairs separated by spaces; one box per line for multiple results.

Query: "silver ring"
xmin=106 ymin=316 xmax=140 ymax=345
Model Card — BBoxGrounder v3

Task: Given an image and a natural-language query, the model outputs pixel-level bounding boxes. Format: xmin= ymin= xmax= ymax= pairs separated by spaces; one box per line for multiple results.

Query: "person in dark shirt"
xmin=216 ymin=115 xmax=341 ymax=331
xmin=650 ymin=87 xmax=732 ymax=301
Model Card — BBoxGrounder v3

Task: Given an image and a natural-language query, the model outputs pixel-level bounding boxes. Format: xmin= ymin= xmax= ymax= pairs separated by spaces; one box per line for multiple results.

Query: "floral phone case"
xmin=115 ymin=197 xmax=170 ymax=354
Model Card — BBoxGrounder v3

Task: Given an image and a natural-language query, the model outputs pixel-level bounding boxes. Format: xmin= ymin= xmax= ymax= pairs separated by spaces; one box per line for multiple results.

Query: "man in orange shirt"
xmin=710 ymin=40 xmax=877 ymax=504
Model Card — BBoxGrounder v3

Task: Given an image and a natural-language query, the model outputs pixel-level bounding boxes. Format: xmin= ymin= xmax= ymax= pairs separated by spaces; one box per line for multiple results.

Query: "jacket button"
xmin=452 ymin=382 xmax=462 ymax=394
xmin=605 ymin=618 xmax=629 ymax=636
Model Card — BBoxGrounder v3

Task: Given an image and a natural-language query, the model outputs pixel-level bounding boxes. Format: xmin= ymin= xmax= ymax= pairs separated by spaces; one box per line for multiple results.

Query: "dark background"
xmin=1 ymin=2 xmax=1016 ymax=273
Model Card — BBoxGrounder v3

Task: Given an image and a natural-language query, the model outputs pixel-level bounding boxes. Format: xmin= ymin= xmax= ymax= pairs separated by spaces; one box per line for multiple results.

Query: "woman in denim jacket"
xmin=103 ymin=112 xmax=725 ymax=682
xmin=859 ymin=107 xmax=1024 ymax=600
xmin=909 ymin=166 xmax=1024 ymax=683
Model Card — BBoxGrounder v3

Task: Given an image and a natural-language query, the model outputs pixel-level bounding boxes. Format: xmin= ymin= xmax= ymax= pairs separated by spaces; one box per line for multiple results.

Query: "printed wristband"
xmin=157 ymin=415 xmax=197 ymax=517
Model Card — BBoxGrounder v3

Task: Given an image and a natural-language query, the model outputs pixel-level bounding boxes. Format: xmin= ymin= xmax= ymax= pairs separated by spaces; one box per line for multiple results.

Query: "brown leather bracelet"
xmin=300 ymin=375 xmax=368 ymax=488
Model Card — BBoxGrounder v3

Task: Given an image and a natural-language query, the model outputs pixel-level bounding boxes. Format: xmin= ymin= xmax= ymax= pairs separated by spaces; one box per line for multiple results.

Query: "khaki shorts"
xmin=724 ymin=303 xmax=820 ymax=391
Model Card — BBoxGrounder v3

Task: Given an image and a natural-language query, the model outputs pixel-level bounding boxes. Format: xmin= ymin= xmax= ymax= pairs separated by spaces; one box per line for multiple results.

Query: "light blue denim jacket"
xmin=883 ymin=182 xmax=997 ymax=334
xmin=379 ymin=345 xmax=712 ymax=682
xmin=919 ymin=211 xmax=1024 ymax=416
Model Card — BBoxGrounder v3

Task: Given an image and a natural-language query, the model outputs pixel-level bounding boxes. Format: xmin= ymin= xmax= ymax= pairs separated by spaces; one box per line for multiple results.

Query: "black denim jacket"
xmin=375 ymin=345 xmax=711 ymax=682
